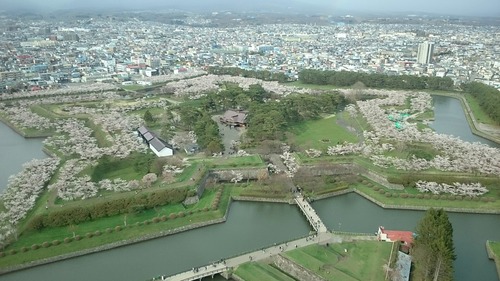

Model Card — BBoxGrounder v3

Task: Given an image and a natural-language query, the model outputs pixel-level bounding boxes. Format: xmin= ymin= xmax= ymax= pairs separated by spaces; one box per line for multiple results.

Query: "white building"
xmin=137 ymin=126 xmax=173 ymax=157
xmin=417 ymin=42 xmax=435 ymax=65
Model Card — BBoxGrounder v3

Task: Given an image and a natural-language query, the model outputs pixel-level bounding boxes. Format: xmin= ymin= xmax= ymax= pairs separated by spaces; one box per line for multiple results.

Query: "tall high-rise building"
xmin=417 ymin=42 xmax=434 ymax=64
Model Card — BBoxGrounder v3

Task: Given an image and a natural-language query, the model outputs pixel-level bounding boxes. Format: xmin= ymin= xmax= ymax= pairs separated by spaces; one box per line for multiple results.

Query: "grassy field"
xmin=288 ymin=116 xmax=358 ymax=150
xmin=0 ymin=187 xmax=229 ymax=268
xmin=199 ymin=155 xmax=266 ymax=168
xmin=284 ymin=241 xmax=392 ymax=281
xmin=235 ymin=262 xmax=296 ymax=281
xmin=354 ymin=181 xmax=500 ymax=211
xmin=488 ymin=241 xmax=500 ymax=274
xmin=463 ymin=93 xmax=497 ymax=125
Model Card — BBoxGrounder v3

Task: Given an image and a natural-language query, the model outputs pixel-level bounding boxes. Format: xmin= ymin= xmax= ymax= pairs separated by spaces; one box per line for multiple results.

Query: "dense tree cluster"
xmin=0 ymin=83 xmax=119 ymax=101
xmin=177 ymin=105 xmax=223 ymax=154
xmin=160 ymin=74 xmax=314 ymax=99
xmin=415 ymin=181 xmax=488 ymax=197
xmin=0 ymin=158 xmax=60 ymax=247
xmin=299 ymin=69 xmax=454 ymax=91
xmin=462 ymin=82 xmax=500 ymax=124
xmin=207 ymin=67 xmax=289 ymax=83
xmin=247 ymin=93 xmax=345 ymax=141
xmin=413 ymin=209 xmax=455 ymax=281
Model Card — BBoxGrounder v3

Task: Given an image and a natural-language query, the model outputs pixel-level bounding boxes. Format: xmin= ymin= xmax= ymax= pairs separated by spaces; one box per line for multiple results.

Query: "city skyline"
xmin=1 ymin=0 xmax=500 ymax=17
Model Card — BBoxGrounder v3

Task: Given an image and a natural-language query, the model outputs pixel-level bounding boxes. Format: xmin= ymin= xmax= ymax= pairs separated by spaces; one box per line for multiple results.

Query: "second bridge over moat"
xmin=294 ymin=193 xmax=328 ymax=233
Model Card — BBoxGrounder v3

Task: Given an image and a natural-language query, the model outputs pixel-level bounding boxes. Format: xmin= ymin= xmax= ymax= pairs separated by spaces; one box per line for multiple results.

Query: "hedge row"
xmin=27 ymin=187 xmax=188 ymax=230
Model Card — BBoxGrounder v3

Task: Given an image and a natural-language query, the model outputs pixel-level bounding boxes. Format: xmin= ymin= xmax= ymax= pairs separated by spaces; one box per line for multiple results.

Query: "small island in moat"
xmin=0 ymin=69 xmax=499 ymax=281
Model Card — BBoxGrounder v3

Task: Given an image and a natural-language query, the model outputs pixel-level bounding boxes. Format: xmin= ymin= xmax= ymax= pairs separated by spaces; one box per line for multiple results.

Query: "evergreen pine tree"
xmin=413 ymin=208 xmax=455 ymax=281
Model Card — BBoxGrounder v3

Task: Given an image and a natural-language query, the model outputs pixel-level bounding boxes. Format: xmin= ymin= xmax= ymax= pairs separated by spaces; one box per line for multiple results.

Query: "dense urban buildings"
xmin=0 ymin=12 xmax=499 ymax=93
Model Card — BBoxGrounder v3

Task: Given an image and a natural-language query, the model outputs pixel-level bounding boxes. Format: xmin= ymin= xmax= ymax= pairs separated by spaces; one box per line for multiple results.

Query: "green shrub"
xmin=135 ymin=222 xmax=143 ymax=227
xmin=152 ymin=217 xmax=161 ymax=223
xmin=465 ymin=197 xmax=472 ymax=201
xmin=52 ymin=240 xmax=61 ymax=246
xmin=385 ymin=192 xmax=391 ymax=197
xmin=378 ymin=189 xmax=385 ymax=194
xmin=74 ymin=235 xmax=82 ymax=241
xmin=178 ymin=211 xmax=185 ymax=218
xmin=416 ymin=194 xmax=424 ymax=199
xmin=106 ymin=228 xmax=113 ymax=234
xmin=408 ymin=194 xmax=415 ymax=198
xmin=160 ymin=215 xmax=167 ymax=222
xmin=481 ymin=197 xmax=489 ymax=202
xmin=86 ymin=232 xmax=94 ymax=238
xmin=0 ymin=252 xmax=4 ymax=257
xmin=115 ymin=226 xmax=122 ymax=232
xmin=423 ymin=194 xmax=431 ymax=199
xmin=21 ymin=247 xmax=29 ymax=253
xmin=432 ymin=195 xmax=439 ymax=200
xmin=42 ymin=241 xmax=50 ymax=248
xmin=31 ymin=244 xmax=40 ymax=250
xmin=64 ymin=237 xmax=73 ymax=243
xmin=400 ymin=193 xmax=408 ymax=198
xmin=94 ymin=230 xmax=102 ymax=236
xmin=144 ymin=220 xmax=151 ymax=225
xmin=169 ymin=213 xmax=177 ymax=219
xmin=9 ymin=249 xmax=16 ymax=255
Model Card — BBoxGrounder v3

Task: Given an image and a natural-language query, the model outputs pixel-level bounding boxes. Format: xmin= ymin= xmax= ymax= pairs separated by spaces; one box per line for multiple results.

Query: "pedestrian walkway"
xmin=154 ymin=234 xmax=331 ymax=281
xmin=294 ymin=194 xmax=328 ymax=233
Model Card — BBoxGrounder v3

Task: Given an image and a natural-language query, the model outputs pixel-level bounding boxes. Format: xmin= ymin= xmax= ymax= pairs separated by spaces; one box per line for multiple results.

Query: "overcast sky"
xmin=2 ymin=0 xmax=500 ymax=17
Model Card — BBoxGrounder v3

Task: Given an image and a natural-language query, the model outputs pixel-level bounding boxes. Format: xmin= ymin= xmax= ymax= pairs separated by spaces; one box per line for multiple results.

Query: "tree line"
xmin=298 ymin=69 xmax=455 ymax=91
xmin=207 ymin=66 xmax=289 ymax=83
xmin=462 ymin=82 xmax=500 ymax=124
xmin=26 ymin=187 xmax=188 ymax=231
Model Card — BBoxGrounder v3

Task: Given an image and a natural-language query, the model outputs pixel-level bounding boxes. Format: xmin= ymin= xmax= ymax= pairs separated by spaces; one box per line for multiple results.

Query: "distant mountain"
xmin=3 ymin=0 xmax=339 ymax=14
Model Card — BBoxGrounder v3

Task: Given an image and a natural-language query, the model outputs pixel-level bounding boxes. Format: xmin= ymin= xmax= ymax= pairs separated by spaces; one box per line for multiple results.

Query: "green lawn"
xmin=284 ymin=241 xmax=392 ymax=281
xmin=0 ymin=187 xmax=229 ymax=268
xmin=200 ymin=155 xmax=265 ymax=168
xmin=288 ymin=116 xmax=358 ymax=150
xmin=463 ymin=93 xmax=497 ymax=125
xmin=235 ymin=262 xmax=296 ymax=281
xmin=488 ymin=241 xmax=500 ymax=273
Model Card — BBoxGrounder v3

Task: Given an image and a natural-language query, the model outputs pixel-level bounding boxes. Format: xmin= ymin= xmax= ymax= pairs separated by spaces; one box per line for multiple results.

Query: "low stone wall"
xmin=312 ymin=188 xmax=354 ymax=201
xmin=272 ymin=254 xmax=326 ymax=281
xmin=231 ymin=196 xmax=291 ymax=204
xmin=212 ymin=167 xmax=268 ymax=181
xmin=299 ymin=163 xmax=361 ymax=176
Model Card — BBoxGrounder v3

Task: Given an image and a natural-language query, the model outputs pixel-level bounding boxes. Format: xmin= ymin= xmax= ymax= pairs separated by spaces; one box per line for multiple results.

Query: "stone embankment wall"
xmin=272 ymin=254 xmax=327 ymax=281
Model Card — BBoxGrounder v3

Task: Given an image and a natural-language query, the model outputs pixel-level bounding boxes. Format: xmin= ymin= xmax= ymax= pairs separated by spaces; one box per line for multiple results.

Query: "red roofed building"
xmin=377 ymin=226 xmax=414 ymax=250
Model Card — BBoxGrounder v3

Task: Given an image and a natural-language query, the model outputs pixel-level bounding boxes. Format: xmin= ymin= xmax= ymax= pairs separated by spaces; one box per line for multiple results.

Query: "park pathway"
xmin=154 ymin=234 xmax=331 ymax=281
